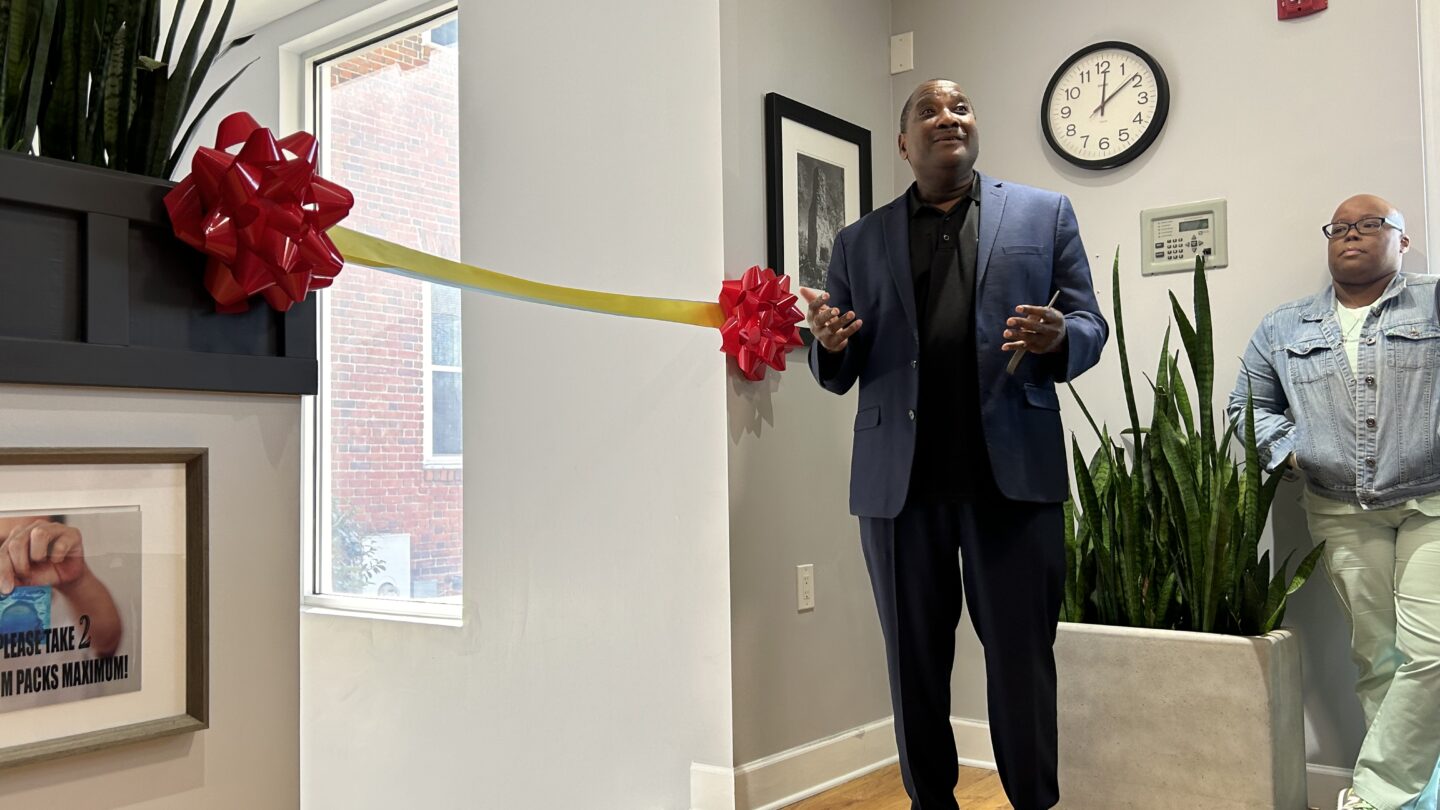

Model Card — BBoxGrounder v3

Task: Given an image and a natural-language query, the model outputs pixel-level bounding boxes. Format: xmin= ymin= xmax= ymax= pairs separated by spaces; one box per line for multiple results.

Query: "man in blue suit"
xmin=800 ymin=79 xmax=1107 ymax=809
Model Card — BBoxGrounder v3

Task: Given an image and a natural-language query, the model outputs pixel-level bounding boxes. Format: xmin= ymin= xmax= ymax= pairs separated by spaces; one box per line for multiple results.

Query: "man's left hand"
xmin=1002 ymin=305 xmax=1066 ymax=354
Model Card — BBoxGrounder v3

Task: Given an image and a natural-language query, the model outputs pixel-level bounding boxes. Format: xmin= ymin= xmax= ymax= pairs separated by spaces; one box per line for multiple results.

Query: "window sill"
xmin=301 ymin=597 xmax=462 ymax=627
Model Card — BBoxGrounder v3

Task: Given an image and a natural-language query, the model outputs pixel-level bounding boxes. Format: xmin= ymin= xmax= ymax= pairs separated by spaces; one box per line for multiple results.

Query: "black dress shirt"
xmin=905 ymin=177 xmax=996 ymax=504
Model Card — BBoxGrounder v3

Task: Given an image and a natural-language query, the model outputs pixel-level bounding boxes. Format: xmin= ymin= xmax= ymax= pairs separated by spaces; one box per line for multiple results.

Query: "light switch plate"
xmin=890 ymin=32 xmax=914 ymax=74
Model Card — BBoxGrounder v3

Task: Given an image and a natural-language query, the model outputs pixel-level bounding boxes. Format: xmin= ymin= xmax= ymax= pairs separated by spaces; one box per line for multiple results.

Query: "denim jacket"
xmin=1228 ymin=272 xmax=1440 ymax=509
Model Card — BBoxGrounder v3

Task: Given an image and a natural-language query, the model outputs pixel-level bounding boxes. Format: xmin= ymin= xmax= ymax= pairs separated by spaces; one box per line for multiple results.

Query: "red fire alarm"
xmin=1278 ymin=0 xmax=1327 ymax=20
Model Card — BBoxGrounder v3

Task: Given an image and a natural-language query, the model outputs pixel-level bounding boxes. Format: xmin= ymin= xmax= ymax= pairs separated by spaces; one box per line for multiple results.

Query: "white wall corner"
xmin=691 ymin=762 xmax=737 ymax=810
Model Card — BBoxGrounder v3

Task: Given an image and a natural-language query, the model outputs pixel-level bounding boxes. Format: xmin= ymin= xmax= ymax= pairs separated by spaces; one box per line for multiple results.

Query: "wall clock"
xmin=1041 ymin=41 xmax=1170 ymax=169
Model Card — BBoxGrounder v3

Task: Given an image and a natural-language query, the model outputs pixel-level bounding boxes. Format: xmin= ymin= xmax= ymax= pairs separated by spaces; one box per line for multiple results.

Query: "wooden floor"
xmin=784 ymin=764 xmax=1011 ymax=809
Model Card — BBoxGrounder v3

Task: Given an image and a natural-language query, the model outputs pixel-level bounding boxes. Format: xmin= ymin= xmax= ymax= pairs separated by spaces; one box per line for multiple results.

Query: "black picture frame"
xmin=764 ymin=93 xmax=873 ymax=341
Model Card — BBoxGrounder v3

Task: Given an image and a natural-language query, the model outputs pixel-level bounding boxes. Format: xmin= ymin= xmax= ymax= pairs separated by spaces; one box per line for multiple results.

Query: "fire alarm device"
xmin=1278 ymin=0 xmax=1326 ymax=21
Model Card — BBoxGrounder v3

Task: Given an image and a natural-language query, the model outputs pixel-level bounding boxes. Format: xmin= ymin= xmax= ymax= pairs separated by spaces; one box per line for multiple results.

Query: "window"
xmin=426 ymin=285 xmax=462 ymax=464
xmin=308 ymin=9 xmax=462 ymax=618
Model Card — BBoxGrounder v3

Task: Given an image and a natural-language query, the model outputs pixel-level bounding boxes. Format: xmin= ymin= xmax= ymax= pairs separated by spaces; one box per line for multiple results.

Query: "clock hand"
xmin=1089 ymin=73 xmax=1140 ymax=118
xmin=1098 ymin=71 xmax=1108 ymax=117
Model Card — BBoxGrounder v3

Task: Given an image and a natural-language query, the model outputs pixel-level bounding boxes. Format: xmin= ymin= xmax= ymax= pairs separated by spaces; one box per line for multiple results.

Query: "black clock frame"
xmin=1040 ymin=40 xmax=1170 ymax=170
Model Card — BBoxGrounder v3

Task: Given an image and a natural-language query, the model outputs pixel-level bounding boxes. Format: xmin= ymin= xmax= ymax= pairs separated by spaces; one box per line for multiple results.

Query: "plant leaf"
xmin=165 ymin=53 xmax=254 ymax=176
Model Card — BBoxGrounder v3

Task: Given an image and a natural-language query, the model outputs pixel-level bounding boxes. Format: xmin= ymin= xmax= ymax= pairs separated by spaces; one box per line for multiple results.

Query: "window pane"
xmin=431 ymin=285 xmax=461 ymax=367
xmin=432 ymin=370 xmax=462 ymax=457
xmin=318 ymin=14 xmax=462 ymax=605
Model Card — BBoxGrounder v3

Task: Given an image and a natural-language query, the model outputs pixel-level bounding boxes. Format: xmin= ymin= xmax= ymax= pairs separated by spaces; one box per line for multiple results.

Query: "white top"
xmin=1335 ymin=298 xmax=1367 ymax=374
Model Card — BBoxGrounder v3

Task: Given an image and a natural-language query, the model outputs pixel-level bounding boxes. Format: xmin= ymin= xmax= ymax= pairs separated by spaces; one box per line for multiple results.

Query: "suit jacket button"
xmin=911 ymin=359 xmax=918 ymax=368
xmin=908 ymin=409 xmax=916 ymax=421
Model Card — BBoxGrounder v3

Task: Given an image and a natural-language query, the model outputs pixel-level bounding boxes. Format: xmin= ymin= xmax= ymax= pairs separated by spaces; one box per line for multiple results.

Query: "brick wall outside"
xmin=322 ymin=30 xmax=462 ymax=599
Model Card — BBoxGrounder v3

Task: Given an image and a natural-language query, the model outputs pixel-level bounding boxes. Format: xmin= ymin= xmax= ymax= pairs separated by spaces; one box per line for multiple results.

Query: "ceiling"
xmin=162 ymin=0 xmax=324 ymax=44
xmin=228 ymin=0 xmax=323 ymax=36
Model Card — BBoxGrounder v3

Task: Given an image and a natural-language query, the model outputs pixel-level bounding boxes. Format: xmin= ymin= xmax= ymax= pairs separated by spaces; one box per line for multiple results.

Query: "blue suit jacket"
xmin=809 ymin=174 xmax=1108 ymax=518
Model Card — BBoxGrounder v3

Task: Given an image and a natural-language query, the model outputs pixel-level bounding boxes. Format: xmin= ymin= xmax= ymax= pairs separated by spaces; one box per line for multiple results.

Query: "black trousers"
xmin=860 ymin=497 xmax=1065 ymax=810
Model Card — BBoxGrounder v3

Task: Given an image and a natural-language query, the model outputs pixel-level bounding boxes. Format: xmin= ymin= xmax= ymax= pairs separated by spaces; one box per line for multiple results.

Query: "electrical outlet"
xmin=1277 ymin=0 xmax=1326 ymax=20
xmin=797 ymin=564 xmax=815 ymax=611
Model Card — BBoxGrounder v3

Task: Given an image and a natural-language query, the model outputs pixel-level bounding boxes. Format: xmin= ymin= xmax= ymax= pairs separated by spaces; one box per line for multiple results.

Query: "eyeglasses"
xmin=1321 ymin=215 xmax=1403 ymax=239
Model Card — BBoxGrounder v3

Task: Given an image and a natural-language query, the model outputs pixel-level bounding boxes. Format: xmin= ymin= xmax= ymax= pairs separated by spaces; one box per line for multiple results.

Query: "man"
xmin=1230 ymin=195 xmax=1440 ymax=810
xmin=800 ymin=79 xmax=1107 ymax=810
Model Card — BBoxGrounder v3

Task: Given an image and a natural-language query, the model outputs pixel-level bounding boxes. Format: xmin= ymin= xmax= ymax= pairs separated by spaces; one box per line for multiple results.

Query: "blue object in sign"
xmin=0 ymin=586 xmax=52 ymax=634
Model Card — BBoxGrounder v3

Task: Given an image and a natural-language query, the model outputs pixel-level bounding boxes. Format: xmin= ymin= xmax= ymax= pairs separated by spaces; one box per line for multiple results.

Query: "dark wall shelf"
xmin=0 ymin=151 xmax=317 ymax=395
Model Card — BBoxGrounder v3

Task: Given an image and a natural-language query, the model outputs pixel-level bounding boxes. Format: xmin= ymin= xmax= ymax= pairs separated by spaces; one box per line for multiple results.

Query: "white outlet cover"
xmin=890 ymin=32 xmax=914 ymax=75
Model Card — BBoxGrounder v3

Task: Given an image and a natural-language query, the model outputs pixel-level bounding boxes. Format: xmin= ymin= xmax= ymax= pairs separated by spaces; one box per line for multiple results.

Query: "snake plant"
xmin=1062 ymin=254 xmax=1325 ymax=635
xmin=3 ymin=0 xmax=254 ymax=178
xmin=1 ymin=0 xmax=58 ymax=151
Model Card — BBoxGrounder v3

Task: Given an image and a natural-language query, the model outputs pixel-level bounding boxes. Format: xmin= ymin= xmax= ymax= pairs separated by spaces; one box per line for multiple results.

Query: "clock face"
xmin=1042 ymin=41 xmax=1169 ymax=170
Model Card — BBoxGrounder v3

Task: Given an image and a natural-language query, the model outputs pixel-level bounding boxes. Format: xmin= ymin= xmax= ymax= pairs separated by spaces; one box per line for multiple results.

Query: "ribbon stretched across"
xmin=329 ymin=229 xmax=804 ymax=380
xmin=163 ymin=112 xmax=803 ymax=379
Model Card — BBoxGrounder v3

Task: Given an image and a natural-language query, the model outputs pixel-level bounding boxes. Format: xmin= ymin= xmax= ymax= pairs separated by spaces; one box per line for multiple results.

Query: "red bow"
xmin=164 ymin=112 xmax=354 ymax=312
xmin=719 ymin=266 xmax=804 ymax=381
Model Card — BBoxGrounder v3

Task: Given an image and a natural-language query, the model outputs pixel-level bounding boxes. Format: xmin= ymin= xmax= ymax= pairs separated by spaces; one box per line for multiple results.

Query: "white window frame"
xmin=423 ymin=284 xmax=463 ymax=467
xmin=298 ymin=2 xmax=463 ymax=624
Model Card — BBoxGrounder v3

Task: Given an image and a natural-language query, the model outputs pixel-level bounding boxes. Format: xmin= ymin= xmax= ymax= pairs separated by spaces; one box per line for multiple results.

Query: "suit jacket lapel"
xmin=975 ymin=174 xmax=1006 ymax=290
xmin=881 ymin=197 xmax=919 ymax=330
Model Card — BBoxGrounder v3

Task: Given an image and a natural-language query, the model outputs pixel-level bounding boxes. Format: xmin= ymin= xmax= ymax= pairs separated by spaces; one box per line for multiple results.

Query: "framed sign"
xmin=0 ymin=448 xmax=207 ymax=769
xmin=764 ymin=92 xmax=873 ymax=335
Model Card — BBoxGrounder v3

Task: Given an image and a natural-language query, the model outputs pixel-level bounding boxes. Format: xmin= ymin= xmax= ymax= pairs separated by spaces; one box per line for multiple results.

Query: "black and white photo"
xmin=764 ymin=92 xmax=872 ymax=337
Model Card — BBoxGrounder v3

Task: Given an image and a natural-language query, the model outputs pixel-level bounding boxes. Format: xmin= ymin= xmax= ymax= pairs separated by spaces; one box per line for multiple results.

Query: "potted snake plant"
xmin=1056 ymin=254 xmax=1326 ymax=810
xmin=0 ymin=0 xmax=314 ymax=396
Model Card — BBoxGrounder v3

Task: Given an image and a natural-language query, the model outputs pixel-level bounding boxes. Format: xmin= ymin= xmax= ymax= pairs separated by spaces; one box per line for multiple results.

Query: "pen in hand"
xmin=1005 ymin=290 xmax=1062 ymax=375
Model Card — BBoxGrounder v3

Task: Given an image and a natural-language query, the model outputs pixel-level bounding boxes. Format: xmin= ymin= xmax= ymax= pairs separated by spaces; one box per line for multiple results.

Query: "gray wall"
xmin=892 ymin=0 xmax=1428 ymax=771
xmin=720 ymin=0 xmax=898 ymax=766
xmin=0 ymin=386 xmax=302 ymax=809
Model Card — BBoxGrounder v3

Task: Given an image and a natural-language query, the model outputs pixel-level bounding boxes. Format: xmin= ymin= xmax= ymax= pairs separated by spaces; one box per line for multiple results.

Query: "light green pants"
xmin=1306 ymin=500 xmax=1440 ymax=810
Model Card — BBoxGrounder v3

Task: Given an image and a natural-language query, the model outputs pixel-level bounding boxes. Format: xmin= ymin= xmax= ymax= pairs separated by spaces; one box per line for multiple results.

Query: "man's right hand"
xmin=799 ymin=288 xmax=862 ymax=353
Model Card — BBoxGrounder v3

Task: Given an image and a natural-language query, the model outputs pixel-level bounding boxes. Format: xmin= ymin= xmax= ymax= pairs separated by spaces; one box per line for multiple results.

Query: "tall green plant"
xmin=1062 ymin=253 xmax=1324 ymax=635
xmin=10 ymin=0 xmax=254 ymax=178
xmin=1 ymin=0 xmax=60 ymax=150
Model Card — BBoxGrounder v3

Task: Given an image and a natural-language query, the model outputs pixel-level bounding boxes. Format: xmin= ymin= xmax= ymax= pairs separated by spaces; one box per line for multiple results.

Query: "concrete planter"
xmin=1055 ymin=622 xmax=1307 ymax=810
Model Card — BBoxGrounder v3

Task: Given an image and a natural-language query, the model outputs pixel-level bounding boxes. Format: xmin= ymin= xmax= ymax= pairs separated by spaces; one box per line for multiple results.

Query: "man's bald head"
xmin=1331 ymin=194 xmax=1404 ymax=231
xmin=1326 ymin=193 xmax=1408 ymax=288
xmin=900 ymin=79 xmax=967 ymax=134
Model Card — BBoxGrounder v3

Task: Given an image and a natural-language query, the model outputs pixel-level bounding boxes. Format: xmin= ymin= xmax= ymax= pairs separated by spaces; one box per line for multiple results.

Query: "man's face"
xmin=898 ymin=81 xmax=979 ymax=177
xmin=1327 ymin=195 xmax=1408 ymax=286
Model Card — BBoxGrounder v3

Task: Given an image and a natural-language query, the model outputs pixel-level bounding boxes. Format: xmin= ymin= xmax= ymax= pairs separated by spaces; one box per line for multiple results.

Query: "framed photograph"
xmin=764 ymin=92 xmax=873 ymax=337
xmin=0 ymin=448 xmax=207 ymax=769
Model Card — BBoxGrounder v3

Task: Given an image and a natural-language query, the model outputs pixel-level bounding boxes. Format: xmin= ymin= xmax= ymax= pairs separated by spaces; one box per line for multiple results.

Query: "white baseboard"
xmin=950 ymin=716 xmax=997 ymax=770
xmin=712 ymin=716 xmax=1344 ymax=810
xmin=708 ymin=717 xmax=994 ymax=810
xmin=1306 ymin=764 xmax=1352 ymax=809
xmin=726 ymin=717 xmax=899 ymax=810
xmin=691 ymin=762 xmax=737 ymax=810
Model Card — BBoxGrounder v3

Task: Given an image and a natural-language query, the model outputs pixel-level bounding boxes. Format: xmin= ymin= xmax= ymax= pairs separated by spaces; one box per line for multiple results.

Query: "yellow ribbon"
xmin=328 ymin=226 xmax=726 ymax=329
